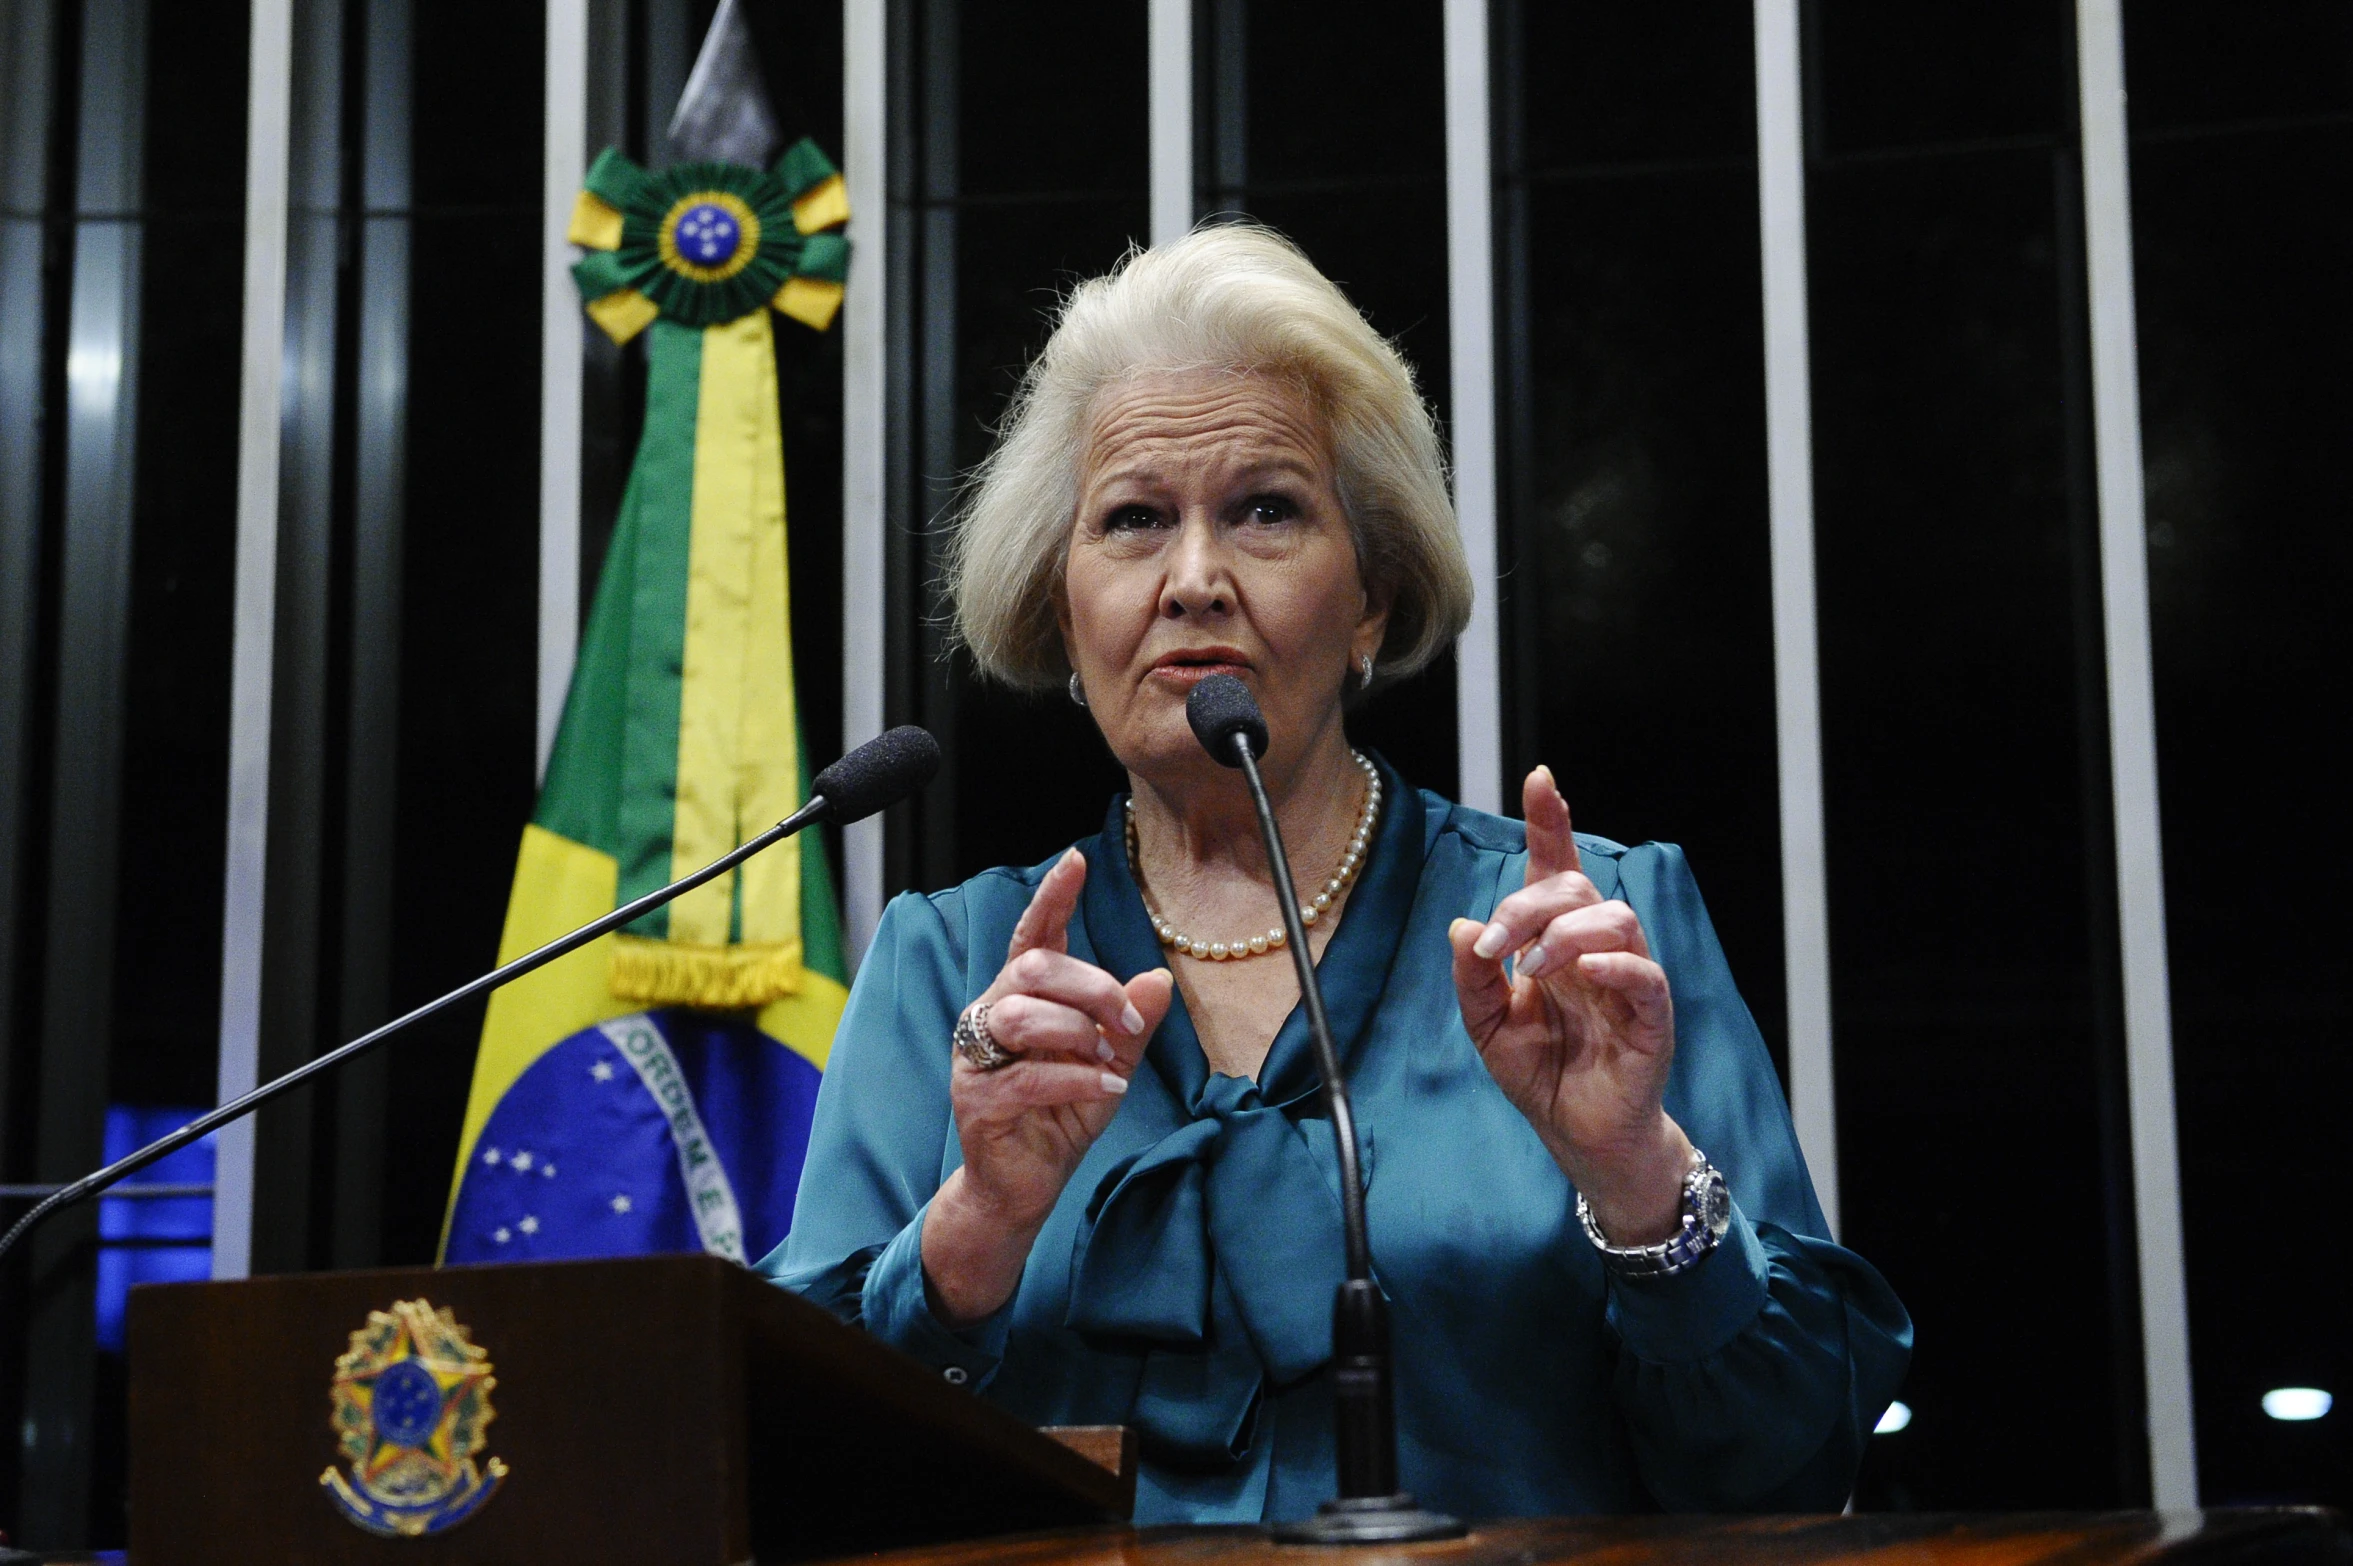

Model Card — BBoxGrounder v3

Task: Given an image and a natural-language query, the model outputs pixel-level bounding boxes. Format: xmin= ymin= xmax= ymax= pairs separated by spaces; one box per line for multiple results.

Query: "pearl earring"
xmin=1069 ymin=672 xmax=1087 ymax=707
xmin=1359 ymin=653 xmax=1375 ymax=690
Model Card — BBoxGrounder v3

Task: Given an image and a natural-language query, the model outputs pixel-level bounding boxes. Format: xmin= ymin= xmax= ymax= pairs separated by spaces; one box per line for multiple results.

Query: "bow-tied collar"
xmin=1063 ymin=756 xmax=1425 ymax=1466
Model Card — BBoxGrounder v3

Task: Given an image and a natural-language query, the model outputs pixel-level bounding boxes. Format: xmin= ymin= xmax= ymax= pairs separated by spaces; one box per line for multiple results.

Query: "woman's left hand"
xmin=1449 ymin=766 xmax=1694 ymax=1245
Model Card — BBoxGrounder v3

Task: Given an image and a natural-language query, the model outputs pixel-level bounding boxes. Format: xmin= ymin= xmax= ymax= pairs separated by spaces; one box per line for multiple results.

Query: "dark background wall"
xmin=1803 ymin=0 xmax=2138 ymax=1508
xmin=2122 ymin=2 xmax=2352 ymax=1507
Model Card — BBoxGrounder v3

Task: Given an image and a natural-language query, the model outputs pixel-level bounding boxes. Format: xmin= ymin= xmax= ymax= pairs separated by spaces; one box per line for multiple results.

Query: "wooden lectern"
xmin=814 ymin=1511 xmax=2353 ymax=1566
xmin=125 ymin=1254 xmax=1128 ymax=1565
xmin=119 ymin=1254 xmax=2349 ymax=1566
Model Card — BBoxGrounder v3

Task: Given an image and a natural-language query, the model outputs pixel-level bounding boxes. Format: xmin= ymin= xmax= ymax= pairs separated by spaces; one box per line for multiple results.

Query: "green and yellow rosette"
xmin=566 ymin=137 xmax=850 ymax=343
xmin=529 ymin=137 xmax=852 ymax=1012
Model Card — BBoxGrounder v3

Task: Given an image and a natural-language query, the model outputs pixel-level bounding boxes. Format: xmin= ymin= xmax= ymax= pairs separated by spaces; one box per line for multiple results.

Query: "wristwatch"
xmin=1577 ymin=1148 xmax=1732 ymax=1278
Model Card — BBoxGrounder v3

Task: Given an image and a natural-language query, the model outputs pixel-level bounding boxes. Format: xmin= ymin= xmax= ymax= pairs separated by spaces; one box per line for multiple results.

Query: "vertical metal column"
xmin=214 ymin=0 xmax=295 ymax=1285
xmin=911 ymin=0 xmax=959 ymax=896
xmin=539 ymin=0 xmax=590 ymax=779
xmin=1488 ymin=0 xmax=1540 ymax=786
xmin=642 ymin=0 xmax=694 ymax=153
xmin=842 ymin=0 xmax=889 ymax=957
xmin=22 ymin=0 xmax=147 ymax=1537
xmin=1207 ymin=0 xmax=1245 ymax=213
xmin=1442 ymin=0 xmax=1498 ymax=814
xmin=0 ymin=0 xmax=56 ymax=1180
xmin=1148 ymin=0 xmax=1191 ymax=244
xmin=245 ymin=0 xmax=346 ymax=1279
xmin=2074 ymin=0 xmax=2197 ymax=1508
xmin=1751 ymin=0 xmax=1839 ymax=1234
xmin=332 ymin=0 xmax=414 ymax=1271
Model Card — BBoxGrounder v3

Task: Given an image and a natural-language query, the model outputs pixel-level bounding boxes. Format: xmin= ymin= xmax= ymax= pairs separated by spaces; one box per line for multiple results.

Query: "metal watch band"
xmin=1577 ymin=1148 xmax=1732 ymax=1278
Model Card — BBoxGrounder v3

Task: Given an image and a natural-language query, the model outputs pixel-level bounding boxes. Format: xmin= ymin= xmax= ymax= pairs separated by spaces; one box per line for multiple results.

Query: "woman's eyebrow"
xmin=1079 ymin=469 xmax=1168 ymax=503
xmin=1225 ymin=455 xmax=1322 ymax=489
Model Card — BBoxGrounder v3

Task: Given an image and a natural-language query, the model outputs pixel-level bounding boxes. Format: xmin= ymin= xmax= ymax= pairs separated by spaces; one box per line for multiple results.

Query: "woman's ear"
xmin=1054 ymin=581 xmax=1077 ymax=670
xmin=1354 ymin=580 xmax=1393 ymax=664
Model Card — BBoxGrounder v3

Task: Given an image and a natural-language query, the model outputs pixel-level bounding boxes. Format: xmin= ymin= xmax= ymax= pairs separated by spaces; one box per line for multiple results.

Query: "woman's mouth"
xmin=1148 ymin=649 xmax=1252 ymax=686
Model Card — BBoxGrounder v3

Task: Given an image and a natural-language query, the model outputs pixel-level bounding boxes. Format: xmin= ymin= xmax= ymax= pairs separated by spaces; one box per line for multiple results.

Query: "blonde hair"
xmin=944 ymin=222 xmax=1476 ymax=690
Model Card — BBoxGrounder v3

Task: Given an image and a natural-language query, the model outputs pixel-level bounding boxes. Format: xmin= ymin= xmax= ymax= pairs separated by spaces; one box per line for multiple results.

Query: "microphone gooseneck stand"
xmin=0 ymin=726 xmax=941 ymax=1276
xmin=1186 ymin=676 xmax=1464 ymax=1546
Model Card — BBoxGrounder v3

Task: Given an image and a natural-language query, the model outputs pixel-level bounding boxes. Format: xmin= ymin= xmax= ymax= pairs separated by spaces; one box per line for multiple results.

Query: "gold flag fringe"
xmin=609 ymin=934 xmax=805 ymax=1010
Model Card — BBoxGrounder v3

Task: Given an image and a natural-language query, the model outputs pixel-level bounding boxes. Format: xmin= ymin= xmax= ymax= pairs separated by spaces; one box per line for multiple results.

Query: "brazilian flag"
xmin=442 ymin=142 xmax=852 ymax=1266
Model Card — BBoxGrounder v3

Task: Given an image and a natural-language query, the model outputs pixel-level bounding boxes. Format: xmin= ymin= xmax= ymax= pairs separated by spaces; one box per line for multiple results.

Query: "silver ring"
xmin=953 ymin=1002 xmax=1013 ymax=1071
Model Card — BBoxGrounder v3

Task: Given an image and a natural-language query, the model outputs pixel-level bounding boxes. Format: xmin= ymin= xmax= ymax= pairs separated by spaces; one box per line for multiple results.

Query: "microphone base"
xmin=1270 ymin=1494 xmax=1467 ymax=1546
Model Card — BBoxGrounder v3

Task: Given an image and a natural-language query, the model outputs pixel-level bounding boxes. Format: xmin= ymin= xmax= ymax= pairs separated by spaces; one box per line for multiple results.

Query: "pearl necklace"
xmin=1125 ymin=751 xmax=1382 ymax=962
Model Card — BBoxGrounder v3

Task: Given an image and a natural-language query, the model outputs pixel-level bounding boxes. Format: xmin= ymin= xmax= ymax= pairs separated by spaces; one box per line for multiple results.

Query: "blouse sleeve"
xmin=1602 ymin=842 xmax=1914 ymax=1510
xmin=753 ymin=889 xmax=1012 ymax=1386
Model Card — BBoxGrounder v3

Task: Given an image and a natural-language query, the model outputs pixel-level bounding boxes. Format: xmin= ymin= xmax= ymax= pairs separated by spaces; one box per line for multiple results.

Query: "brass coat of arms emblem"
xmin=320 ymin=1298 xmax=508 ymax=1536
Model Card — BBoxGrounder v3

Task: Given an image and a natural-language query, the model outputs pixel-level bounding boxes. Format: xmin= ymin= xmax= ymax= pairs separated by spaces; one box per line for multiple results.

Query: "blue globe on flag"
xmin=445 ymin=1009 xmax=822 ymax=1266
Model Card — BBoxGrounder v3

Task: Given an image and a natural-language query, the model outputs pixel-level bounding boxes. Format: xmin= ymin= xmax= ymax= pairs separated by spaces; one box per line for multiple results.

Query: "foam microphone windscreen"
xmin=1186 ymin=674 xmax=1269 ymax=768
xmin=811 ymin=726 xmax=942 ymax=823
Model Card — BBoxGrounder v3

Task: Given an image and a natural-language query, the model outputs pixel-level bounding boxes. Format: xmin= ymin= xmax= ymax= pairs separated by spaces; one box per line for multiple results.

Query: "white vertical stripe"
xmin=2075 ymin=0 xmax=2197 ymax=1507
xmin=1752 ymin=0 xmax=1838 ymax=1238
xmin=538 ymin=0 xmax=588 ymax=780
xmin=214 ymin=0 xmax=295 ymax=1283
xmin=841 ymin=0 xmax=888 ymax=961
xmin=1148 ymin=0 xmax=1192 ymax=244
xmin=1442 ymin=0 xmax=1499 ymax=815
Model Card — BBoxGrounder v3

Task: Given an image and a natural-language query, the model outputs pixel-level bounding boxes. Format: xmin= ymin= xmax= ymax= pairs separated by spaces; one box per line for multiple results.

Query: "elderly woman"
xmin=762 ymin=225 xmax=1910 ymax=1524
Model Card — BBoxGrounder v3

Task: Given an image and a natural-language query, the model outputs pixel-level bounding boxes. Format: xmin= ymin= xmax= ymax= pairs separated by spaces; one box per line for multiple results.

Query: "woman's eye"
xmin=1104 ymin=504 xmax=1162 ymax=532
xmin=1242 ymin=495 xmax=1298 ymax=525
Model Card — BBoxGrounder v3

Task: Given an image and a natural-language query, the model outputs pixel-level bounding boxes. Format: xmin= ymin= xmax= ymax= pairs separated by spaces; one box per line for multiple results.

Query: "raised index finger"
xmin=1523 ymin=766 xmax=1581 ymax=885
xmin=1006 ymin=848 xmax=1087 ymax=959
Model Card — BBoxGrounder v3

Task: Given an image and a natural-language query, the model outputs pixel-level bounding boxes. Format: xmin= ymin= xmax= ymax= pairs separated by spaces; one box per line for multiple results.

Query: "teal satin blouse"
xmin=759 ymin=761 xmax=1912 ymax=1523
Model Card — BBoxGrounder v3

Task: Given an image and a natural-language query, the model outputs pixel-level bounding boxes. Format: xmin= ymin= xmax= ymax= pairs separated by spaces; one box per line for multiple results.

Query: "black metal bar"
xmin=18 ymin=0 xmax=148 ymax=1537
xmin=1228 ymin=736 xmax=1370 ymax=1282
xmin=1233 ymin=734 xmax=1461 ymax=1542
xmin=329 ymin=0 xmax=414 ymax=1275
xmin=0 ymin=1184 xmax=212 ymax=1201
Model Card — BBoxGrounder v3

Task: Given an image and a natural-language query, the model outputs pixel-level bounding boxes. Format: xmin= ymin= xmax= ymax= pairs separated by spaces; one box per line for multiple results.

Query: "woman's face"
xmin=1059 ymin=369 xmax=1387 ymax=783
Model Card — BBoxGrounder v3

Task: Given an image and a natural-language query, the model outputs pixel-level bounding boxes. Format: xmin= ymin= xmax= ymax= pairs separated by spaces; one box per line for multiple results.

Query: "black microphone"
xmin=0 ymin=726 xmax=941 ymax=1273
xmin=810 ymin=723 xmax=942 ymax=823
xmin=1183 ymin=676 xmax=1461 ymax=1545
xmin=1184 ymin=673 xmax=1269 ymax=769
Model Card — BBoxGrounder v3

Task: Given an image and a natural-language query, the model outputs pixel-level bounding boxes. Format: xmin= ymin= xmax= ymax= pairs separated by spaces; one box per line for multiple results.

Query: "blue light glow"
xmin=95 ymin=1104 xmax=216 ymax=1352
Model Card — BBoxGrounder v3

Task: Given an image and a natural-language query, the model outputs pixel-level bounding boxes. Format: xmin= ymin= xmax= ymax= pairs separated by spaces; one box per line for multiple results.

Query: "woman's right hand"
xmin=921 ymin=848 xmax=1173 ymax=1327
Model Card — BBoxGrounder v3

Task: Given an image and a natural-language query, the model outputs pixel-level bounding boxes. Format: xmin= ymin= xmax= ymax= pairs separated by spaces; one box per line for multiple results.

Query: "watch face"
xmin=1700 ymin=1172 xmax=1732 ymax=1236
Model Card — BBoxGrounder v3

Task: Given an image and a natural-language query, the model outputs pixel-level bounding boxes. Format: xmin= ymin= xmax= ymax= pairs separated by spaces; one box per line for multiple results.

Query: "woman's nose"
xmin=1160 ymin=516 xmax=1234 ymax=619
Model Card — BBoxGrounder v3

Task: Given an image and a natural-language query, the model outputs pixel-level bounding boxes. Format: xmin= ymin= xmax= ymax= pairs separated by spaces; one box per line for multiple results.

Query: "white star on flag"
xmin=519 ymin=1215 xmax=540 ymax=1235
xmin=611 ymin=1194 xmax=633 ymax=1214
xmin=483 ymin=1148 xmax=502 ymax=1165
xmin=512 ymin=1150 xmax=533 ymax=1172
xmin=591 ymin=1060 xmax=615 ymax=1082
xmin=493 ymin=1226 xmax=511 ymax=1243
